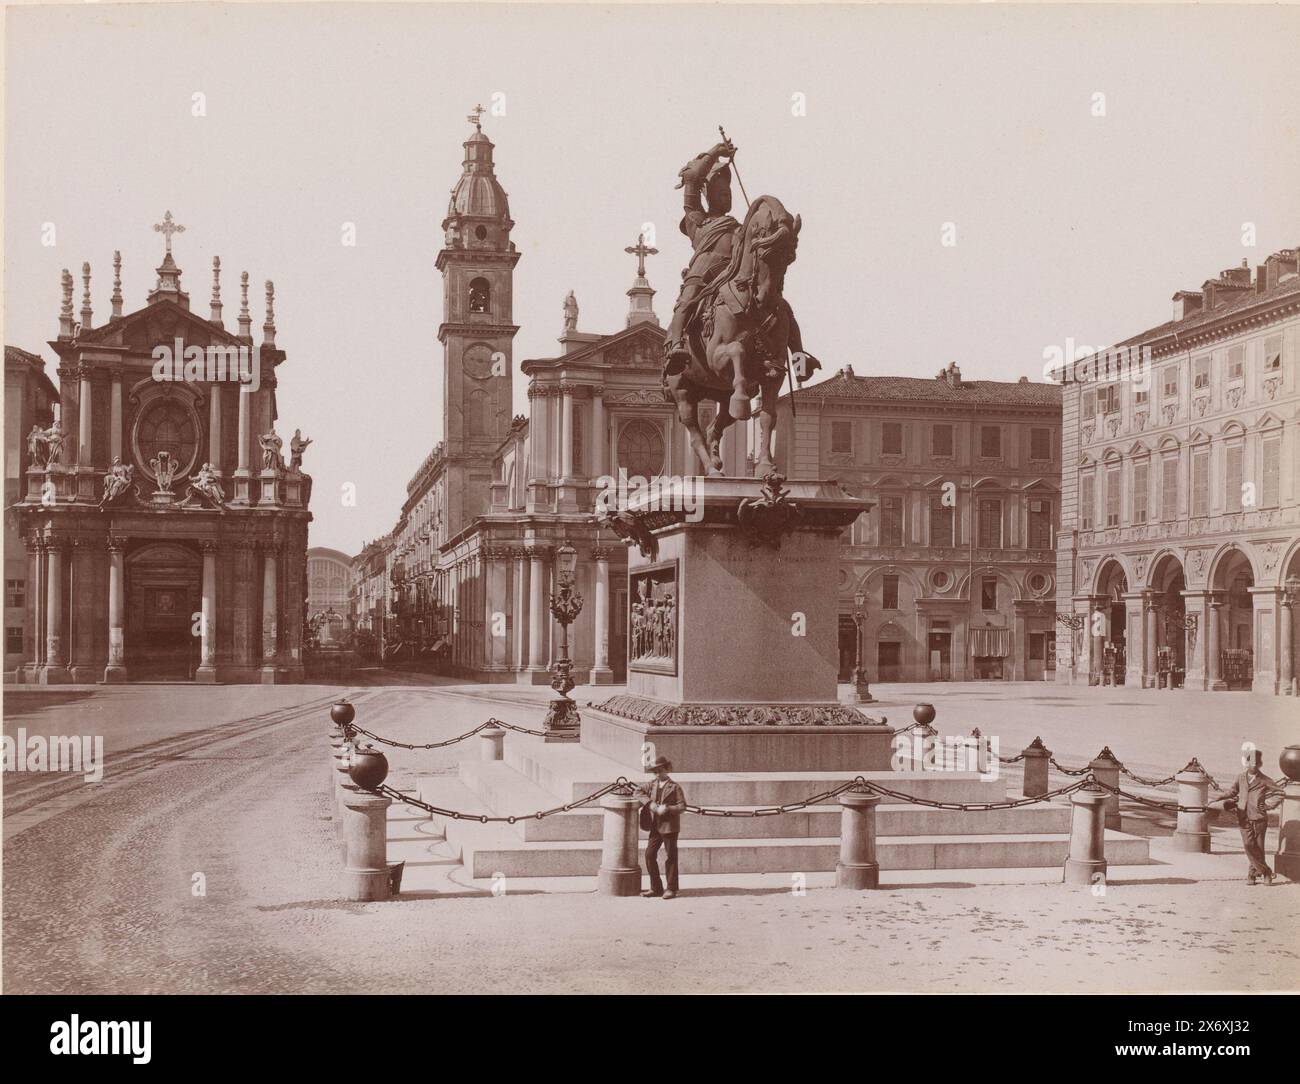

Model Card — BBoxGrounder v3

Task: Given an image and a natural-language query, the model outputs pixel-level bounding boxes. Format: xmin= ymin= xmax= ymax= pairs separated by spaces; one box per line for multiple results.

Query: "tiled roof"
xmin=5 ymin=344 xmax=44 ymax=367
xmin=1114 ymin=273 xmax=1300 ymax=350
xmin=789 ymin=372 xmax=1061 ymax=407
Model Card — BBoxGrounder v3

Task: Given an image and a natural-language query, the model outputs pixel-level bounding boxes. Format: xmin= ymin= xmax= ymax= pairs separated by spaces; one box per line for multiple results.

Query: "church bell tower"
xmin=436 ymin=105 xmax=520 ymax=539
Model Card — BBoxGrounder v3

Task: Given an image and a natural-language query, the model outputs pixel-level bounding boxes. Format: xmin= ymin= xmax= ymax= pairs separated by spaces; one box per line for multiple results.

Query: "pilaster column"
xmin=31 ymin=537 xmax=47 ymax=670
xmin=1089 ymin=597 xmax=1105 ymax=686
xmin=42 ymin=539 xmax=70 ymax=682
xmin=527 ymin=547 xmax=548 ymax=673
xmin=198 ymin=540 xmax=218 ymax=682
xmin=513 ymin=547 xmax=528 ymax=672
xmin=233 ymin=386 xmax=252 ymax=503
xmin=526 ymin=384 xmax=551 ymax=505
xmin=1144 ymin=594 xmax=1158 ymax=688
xmin=1123 ymin=591 xmax=1146 ymax=688
xmin=1281 ymin=596 xmax=1295 ymax=695
xmin=590 ymin=546 xmax=614 ymax=685
xmin=591 ymin=388 xmax=606 ymax=479
xmin=1207 ymin=594 xmax=1225 ymax=691
xmin=260 ymin=541 xmax=279 ymax=680
xmin=1248 ymin=586 xmax=1282 ymax=695
xmin=560 ymin=383 xmax=574 ymax=481
xmin=483 ymin=547 xmax=508 ymax=672
xmin=209 ymin=385 xmax=223 ymax=474
xmin=105 ymin=536 xmax=127 ymax=682
xmin=109 ymin=367 xmax=123 ymax=463
xmin=77 ymin=366 xmax=93 ymax=468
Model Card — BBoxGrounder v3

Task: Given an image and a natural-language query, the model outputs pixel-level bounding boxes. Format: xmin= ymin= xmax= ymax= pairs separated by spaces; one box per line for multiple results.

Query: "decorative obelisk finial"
xmin=210 ymin=256 xmax=224 ymax=327
xmin=80 ymin=262 xmax=94 ymax=331
xmin=237 ymin=271 xmax=252 ymax=341
xmin=59 ymin=268 xmax=75 ymax=338
xmin=263 ymin=280 xmax=276 ymax=346
xmin=110 ymin=250 xmax=123 ymax=319
xmin=624 ymin=232 xmax=659 ymax=327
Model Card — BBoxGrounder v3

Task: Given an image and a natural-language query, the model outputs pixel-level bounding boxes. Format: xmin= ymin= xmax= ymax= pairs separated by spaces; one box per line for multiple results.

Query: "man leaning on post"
xmin=1216 ymin=748 xmax=1286 ymax=886
xmin=637 ymin=755 xmax=686 ymax=899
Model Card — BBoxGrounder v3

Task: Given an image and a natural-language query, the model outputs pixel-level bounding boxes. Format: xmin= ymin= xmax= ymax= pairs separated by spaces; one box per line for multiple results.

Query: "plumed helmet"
xmin=704 ymin=162 xmax=733 ymax=215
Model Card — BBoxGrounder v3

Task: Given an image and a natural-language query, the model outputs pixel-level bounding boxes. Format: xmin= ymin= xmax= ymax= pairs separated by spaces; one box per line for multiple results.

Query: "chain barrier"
xmin=1089 ymin=778 xmax=1216 ymax=815
xmin=344 ymin=717 xmax=549 ymax=750
xmin=1046 ymin=753 xmax=1218 ymax=790
xmin=369 ymin=778 xmax=631 ymax=824
xmin=1048 ymin=757 xmax=1090 ymax=777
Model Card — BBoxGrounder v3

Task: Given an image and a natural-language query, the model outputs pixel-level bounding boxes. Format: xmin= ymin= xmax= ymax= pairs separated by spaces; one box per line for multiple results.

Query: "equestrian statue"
xmin=662 ymin=133 xmax=821 ymax=476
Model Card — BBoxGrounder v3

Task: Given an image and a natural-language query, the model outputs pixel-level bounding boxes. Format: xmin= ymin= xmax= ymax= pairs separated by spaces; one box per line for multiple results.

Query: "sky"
xmin=6 ymin=3 xmax=1300 ymax=556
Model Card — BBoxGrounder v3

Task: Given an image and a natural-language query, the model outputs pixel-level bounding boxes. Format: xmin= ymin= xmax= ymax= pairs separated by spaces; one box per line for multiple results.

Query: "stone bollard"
xmin=597 ymin=792 xmax=643 ymax=896
xmin=1275 ymin=746 xmax=1300 ymax=881
xmin=480 ymin=724 xmax=506 ymax=762
xmin=340 ymin=787 xmax=392 ymax=901
xmin=333 ymin=742 xmax=354 ymax=832
xmin=1171 ymin=758 xmax=1212 ymax=853
xmin=1022 ymin=736 xmax=1052 ymax=798
xmin=1063 ymin=786 xmax=1108 ymax=886
xmin=340 ymin=743 xmax=392 ymax=901
xmin=1088 ymin=746 xmax=1122 ymax=829
xmin=836 ymin=790 xmax=882 ymax=889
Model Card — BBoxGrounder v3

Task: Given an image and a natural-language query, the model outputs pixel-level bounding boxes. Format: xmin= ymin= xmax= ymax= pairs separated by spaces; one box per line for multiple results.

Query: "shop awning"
xmin=970 ymin=626 xmax=1011 ymax=658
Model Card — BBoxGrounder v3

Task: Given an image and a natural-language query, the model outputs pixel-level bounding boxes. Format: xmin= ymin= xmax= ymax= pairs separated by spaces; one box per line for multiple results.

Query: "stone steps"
xmin=454 ymin=760 xmax=1073 ymax=842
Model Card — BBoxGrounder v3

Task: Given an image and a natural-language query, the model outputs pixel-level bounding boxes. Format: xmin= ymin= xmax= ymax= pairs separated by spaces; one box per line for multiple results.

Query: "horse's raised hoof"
xmin=729 ymin=392 xmax=753 ymax=420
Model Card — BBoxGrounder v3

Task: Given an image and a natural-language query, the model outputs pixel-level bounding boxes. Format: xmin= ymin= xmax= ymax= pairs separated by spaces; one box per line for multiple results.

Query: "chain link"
xmin=370 ymin=778 xmax=630 ymax=823
xmin=345 ymin=716 xmax=549 ymax=750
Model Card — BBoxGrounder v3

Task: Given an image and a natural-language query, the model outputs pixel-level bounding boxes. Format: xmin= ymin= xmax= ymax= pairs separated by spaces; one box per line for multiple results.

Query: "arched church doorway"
xmin=1151 ymin=555 xmax=1187 ymax=687
xmin=1094 ymin=560 xmax=1128 ymax=684
xmin=126 ymin=542 xmax=202 ymax=680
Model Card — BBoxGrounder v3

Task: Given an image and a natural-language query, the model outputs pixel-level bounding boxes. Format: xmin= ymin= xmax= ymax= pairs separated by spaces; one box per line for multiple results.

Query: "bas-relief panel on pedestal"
xmin=628 ymin=559 xmax=678 ymax=676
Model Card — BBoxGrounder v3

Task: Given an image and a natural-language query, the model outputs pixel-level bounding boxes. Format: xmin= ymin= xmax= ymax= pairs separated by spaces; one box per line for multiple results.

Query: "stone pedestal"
xmin=1276 ymin=780 xmax=1300 ymax=882
xmin=588 ymin=476 xmax=893 ymax=772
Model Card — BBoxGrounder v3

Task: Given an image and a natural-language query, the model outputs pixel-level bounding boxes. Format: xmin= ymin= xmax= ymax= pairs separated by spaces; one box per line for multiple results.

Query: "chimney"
xmin=1262 ymin=247 xmax=1300 ymax=291
xmin=946 ymin=361 xmax=962 ymax=387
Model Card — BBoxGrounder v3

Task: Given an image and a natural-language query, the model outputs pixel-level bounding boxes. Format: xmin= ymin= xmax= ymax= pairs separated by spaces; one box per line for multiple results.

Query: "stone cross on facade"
xmin=153 ymin=210 xmax=185 ymax=254
xmin=467 ymin=103 xmax=485 ymax=130
xmin=624 ymin=232 xmax=658 ymax=278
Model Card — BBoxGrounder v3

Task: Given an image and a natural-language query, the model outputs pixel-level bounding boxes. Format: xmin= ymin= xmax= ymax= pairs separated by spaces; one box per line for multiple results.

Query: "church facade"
xmin=11 ymin=221 xmax=312 ymax=684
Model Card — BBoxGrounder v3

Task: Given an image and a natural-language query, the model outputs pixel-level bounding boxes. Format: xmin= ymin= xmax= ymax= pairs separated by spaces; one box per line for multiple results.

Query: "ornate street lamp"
xmin=544 ymin=543 xmax=584 ymax=741
xmin=850 ymin=588 xmax=873 ymax=703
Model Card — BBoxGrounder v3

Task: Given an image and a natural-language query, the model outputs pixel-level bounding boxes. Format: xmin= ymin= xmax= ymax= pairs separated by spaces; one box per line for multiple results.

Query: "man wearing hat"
xmin=1216 ymin=747 xmax=1286 ymax=885
xmin=637 ymin=755 xmax=687 ymax=899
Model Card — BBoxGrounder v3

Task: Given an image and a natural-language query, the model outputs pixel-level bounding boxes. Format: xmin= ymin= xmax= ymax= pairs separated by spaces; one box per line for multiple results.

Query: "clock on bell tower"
xmin=436 ymin=108 xmax=520 ymax=539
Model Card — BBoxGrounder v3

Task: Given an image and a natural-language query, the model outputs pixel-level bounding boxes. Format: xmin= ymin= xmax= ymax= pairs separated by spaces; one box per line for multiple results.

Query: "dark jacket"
xmin=637 ymin=776 xmax=687 ymax=836
xmin=1220 ymin=770 xmax=1285 ymax=822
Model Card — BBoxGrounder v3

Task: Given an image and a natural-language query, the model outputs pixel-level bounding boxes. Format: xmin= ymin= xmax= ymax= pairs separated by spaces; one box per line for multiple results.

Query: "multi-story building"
xmin=4 ymin=345 xmax=60 ymax=679
xmin=776 ymin=363 xmax=1063 ymax=682
xmin=1056 ymin=248 xmax=1300 ymax=694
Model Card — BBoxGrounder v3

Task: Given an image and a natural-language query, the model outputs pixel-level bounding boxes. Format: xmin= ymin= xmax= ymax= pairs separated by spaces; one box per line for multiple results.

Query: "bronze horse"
xmin=664 ymin=194 xmax=804 ymax=477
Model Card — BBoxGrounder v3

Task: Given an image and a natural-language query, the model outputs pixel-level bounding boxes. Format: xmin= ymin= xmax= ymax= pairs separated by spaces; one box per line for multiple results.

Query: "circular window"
xmin=617 ymin=419 xmax=665 ymax=480
xmin=930 ymin=569 xmax=952 ymax=591
xmin=134 ymin=398 xmax=199 ymax=480
xmin=474 ymin=225 xmax=488 ymax=241
xmin=1028 ymin=572 xmax=1051 ymax=595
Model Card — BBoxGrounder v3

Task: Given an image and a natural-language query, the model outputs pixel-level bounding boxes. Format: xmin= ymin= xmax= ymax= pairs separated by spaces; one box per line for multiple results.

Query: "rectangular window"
xmin=980 ymin=575 xmax=998 ymax=611
xmin=1099 ymin=385 xmax=1118 ymax=414
xmin=1161 ymin=457 xmax=1178 ymax=520
xmin=5 ymin=579 xmax=24 ymax=609
xmin=1106 ymin=467 xmax=1120 ymax=527
xmin=1132 ymin=462 xmax=1149 ymax=524
xmin=980 ymin=426 xmax=1001 ymax=458
xmin=1028 ymin=499 xmax=1053 ymax=549
xmin=1080 ymin=473 xmax=1095 ymax=530
xmin=830 ymin=419 xmax=853 ymax=455
xmin=1225 ymin=445 xmax=1243 ymax=512
xmin=880 ymin=496 xmax=903 ymax=547
xmin=929 ymin=496 xmax=954 ymax=548
xmin=1163 ymin=368 xmax=1179 ymax=398
xmin=977 ymin=498 xmax=1002 ymax=548
xmin=1030 ymin=427 xmax=1051 ymax=461
xmin=1028 ymin=633 xmax=1045 ymax=662
xmin=1262 ymin=438 xmax=1280 ymax=507
xmin=571 ymin=410 xmax=584 ymax=476
xmin=1264 ymin=334 xmax=1282 ymax=372
xmin=880 ymin=422 xmax=902 ymax=456
xmin=5 ymin=626 xmax=22 ymax=655
xmin=1134 ymin=387 xmax=1149 ymax=407
xmin=932 ymin=424 xmax=954 ymax=457
xmin=882 ymin=574 xmax=899 ymax=611
xmin=1226 ymin=345 xmax=1245 ymax=381
xmin=1193 ymin=355 xmax=1210 ymax=390
xmin=1081 ymin=389 xmax=1096 ymax=417
xmin=1192 ymin=449 xmax=1209 ymax=517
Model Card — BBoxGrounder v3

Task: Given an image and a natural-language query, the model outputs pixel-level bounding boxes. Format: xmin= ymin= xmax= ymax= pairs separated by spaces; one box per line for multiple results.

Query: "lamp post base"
xmin=850 ymin=667 xmax=873 ymax=704
xmin=543 ymin=696 xmax=581 ymax=743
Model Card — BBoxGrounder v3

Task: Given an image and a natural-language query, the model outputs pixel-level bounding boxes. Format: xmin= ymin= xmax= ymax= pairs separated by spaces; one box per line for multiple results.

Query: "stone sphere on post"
xmin=1275 ymin=745 xmax=1300 ymax=882
xmin=912 ymin=703 xmax=936 ymax=727
xmin=347 ymin=743 xmax=389 ymax=790
xmin=330 ymin=698 xmax=357 ymax=728
xmin=1280 ymin=745 xmax=1300 ymax=782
